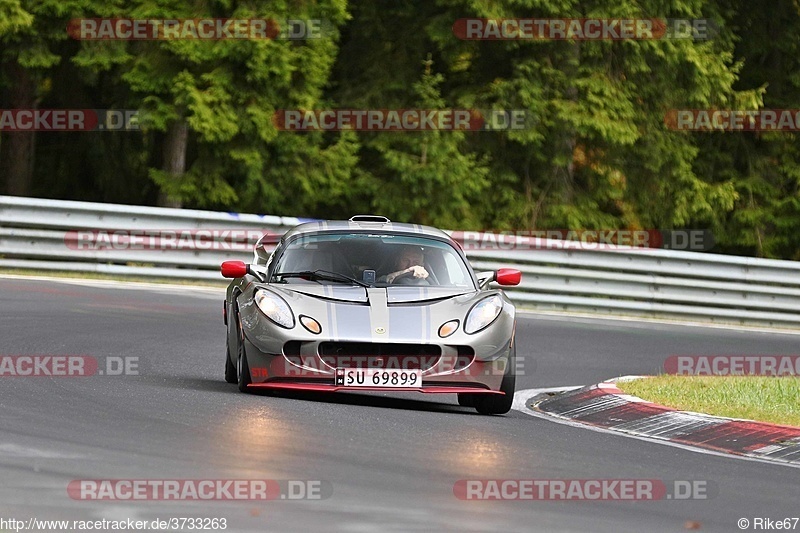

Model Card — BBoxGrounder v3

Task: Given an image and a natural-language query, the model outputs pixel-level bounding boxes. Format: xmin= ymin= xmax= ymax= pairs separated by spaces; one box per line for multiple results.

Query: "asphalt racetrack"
xmin=1 ymin=276 xmax=798 ymax=532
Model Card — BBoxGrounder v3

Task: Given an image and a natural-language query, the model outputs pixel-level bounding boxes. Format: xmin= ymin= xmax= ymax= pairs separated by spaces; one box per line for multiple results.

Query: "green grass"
xmin=617 ymin=375 xmax=800 ymax=427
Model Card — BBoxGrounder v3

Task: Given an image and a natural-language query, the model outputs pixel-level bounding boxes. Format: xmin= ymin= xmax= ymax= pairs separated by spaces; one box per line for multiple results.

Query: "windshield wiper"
xmin=273 ymin=269 xmax=370 ymax=288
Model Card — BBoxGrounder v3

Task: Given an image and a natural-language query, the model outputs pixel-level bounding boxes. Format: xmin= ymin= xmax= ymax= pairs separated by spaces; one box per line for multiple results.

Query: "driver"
xmin=382 ymin=245 xmax=429 ymax=284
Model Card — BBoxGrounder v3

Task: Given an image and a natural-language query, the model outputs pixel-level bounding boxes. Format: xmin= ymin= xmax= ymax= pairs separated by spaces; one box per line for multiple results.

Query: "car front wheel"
xmin=457 ymin=393 xmax=477 ymax=407
xmin=236 ymin=319 xmax=252 ymax=393
xmin=225 ymin=339 xmax=237 ymax=384
xmin=474 ymin=345 xmax=516 ymax=415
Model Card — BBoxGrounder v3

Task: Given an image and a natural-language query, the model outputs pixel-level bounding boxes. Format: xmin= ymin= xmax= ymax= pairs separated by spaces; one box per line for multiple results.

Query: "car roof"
xmin=281 ymin=219 xmax=453 ymax=243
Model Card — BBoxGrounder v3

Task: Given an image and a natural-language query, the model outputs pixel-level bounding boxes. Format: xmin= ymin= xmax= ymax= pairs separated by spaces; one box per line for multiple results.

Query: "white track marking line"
xmin=512 ymin=387 xmax=800 ymax=470
xmin=0 ymin=443 xmax=84 ymax=459
xmin=0 ymin=273 xmax=225 ymax=295
xmin=517 ymin=309 xmax=800 ymax=336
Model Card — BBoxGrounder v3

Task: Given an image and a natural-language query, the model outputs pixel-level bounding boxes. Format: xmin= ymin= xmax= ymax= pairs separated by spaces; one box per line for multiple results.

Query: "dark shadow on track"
xmin=149 ymin=374 xmax=490 ymax=415
xmin=136 ymin=375 xmax=238 ymax=394
xmin=251 ymin=388 xmax=475 ymax=415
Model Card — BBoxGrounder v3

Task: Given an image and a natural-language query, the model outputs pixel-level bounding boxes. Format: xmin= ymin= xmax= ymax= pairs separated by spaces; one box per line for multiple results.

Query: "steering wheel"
xmin=392 ymin=270 xmax=430 ymax=285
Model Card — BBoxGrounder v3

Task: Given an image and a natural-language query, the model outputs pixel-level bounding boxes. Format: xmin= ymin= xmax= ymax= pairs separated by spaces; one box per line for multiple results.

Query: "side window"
xmin=444 ymin=253 xmax=467 ymax=286
xmin=264 ymin=242 xmax=283 ymax=274
xmin=255 ymin=235 xmax=279 ymax=266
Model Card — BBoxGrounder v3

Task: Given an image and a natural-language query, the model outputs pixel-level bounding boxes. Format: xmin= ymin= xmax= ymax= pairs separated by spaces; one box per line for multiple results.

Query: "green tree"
xmin=0 ymin=0 xmax=81 ymax=195
xmin=698 ymin=0 xmax=800 ymax=258
xmin=71 ymin=0 xmax=353 ymax=212
xmin=365 ymin=57 xmax=490 ymax=228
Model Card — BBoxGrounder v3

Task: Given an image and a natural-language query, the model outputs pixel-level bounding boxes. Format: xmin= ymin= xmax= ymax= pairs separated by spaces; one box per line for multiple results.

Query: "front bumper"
xmin=241 ymin=335 xmax=512 ymax=394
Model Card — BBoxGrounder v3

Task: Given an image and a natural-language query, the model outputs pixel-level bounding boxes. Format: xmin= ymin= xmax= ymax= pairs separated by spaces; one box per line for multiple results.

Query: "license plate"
xmin=335 ymin=368 xmax=421 ymax=388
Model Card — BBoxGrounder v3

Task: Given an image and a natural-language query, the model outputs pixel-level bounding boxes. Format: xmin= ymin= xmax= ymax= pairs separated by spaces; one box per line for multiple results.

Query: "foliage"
xmin=1 ymin=0 xmax=799 ymax=258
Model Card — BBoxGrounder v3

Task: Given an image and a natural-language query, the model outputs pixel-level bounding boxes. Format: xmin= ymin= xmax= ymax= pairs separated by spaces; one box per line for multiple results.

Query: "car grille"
xmin=317 ymin=342 xmax=441 ymax=370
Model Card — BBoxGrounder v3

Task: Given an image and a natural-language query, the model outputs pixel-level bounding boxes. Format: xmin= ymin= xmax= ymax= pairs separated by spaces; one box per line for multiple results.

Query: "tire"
xmin=224 ymin=339 xmax=237 ymax=384
xmin=457 ymin=393 xmax=477 ymax=407
xmin=225 ymin=301 xmax=238 ymax=383
xmin=236 ymin=318 xmax=252 ymax=393
xmin=474 ymin=345 xmax=516 ymax=415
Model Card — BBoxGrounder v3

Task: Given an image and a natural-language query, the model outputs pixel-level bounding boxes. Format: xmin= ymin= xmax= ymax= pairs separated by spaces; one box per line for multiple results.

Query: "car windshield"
xmin=272 ymin=233 xmax=475 ymax=289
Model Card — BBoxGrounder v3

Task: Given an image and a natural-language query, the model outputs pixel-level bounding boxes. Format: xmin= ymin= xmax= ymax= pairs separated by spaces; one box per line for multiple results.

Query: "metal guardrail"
xmin=0 ymin=196 xmax=301 ymax=281
xmin=2 ymin=195 xmax=800 ymax=327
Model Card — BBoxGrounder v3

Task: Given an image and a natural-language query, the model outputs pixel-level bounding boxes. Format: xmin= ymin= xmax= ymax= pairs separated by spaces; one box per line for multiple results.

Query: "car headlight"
xmin=254 ymin=290 xmax=294 ymax=329
xmin=464 ymin=295 xmax=503 ymax=334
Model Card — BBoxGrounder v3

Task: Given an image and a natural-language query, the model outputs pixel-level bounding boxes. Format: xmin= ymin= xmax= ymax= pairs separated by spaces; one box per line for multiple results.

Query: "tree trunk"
xmin=157 ymin=119 xmax=188 ymax=208
xmin=1 ymin=62 xmax=37 ymax=196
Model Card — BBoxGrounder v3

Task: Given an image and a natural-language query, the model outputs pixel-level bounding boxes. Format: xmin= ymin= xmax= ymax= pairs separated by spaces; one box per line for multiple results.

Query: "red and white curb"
xmin=512 ymin=377 xmax=800 ymax=468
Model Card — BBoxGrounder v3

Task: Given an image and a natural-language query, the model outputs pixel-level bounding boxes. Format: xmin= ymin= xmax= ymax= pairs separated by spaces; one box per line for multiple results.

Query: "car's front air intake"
xmin=318 ymin=342 xmax=441 ymax=370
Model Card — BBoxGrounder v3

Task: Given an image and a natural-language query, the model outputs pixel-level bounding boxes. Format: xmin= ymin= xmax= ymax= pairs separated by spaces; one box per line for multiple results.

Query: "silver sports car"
xmin=221 ymin=215 xmax=521 ymax=414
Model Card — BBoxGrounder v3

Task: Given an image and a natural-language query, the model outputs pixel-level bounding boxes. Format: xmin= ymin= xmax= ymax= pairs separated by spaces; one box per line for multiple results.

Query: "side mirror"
xmin=476 ymin=271 xmax=495 ymax=289
xmin=495 ymin=268 xmax=521 ymax=286
xmin=221 ymin=260 xmax=249 ymax=279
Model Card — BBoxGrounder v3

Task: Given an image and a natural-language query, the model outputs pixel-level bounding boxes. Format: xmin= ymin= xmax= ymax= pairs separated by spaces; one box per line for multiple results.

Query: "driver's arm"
xmin=385 ymin=265 xmax=429 ymax=283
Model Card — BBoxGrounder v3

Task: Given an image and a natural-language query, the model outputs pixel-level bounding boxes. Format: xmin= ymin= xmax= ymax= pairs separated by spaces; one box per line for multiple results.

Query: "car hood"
xmin=244 ymin=283 xmax=509 ymax=346
xmin=274 ymin=284 xmax=474 ymax=304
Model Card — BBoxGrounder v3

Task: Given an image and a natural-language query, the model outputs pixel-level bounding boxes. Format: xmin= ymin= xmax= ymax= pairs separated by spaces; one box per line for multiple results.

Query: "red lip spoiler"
xmin=246 ymin=383 xmax=505 ymax=394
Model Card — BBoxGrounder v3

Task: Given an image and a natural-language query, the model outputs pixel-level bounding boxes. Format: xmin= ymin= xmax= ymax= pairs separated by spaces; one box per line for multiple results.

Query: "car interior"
xmin=274 ymin=235 xmax=472 ymax=287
